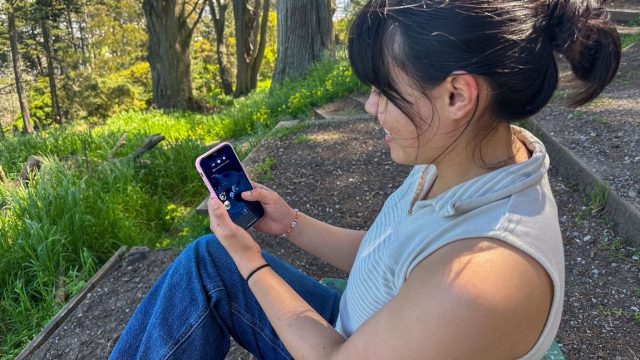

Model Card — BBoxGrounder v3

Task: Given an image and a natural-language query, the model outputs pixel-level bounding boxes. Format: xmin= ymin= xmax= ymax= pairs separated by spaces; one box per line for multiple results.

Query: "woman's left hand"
xmin=207 ymin=195 xmax=265 ymax=277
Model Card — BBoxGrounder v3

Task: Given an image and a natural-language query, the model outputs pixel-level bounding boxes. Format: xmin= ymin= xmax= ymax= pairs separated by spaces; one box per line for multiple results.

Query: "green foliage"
xmin=268 ymin=122 xmax=309 ymax=140
xmin=628 ymin=15 xmax=640 ymax=27
xmin=335 ymin=17 xmax=351 ymax=45
xmin=23 ymin=62 xmax=152 ymax=126
xmin=258 ymin=10 xmax=278 ymax=80
xmin=620 ymin=32 xmax=640 ymax=49
xmin=293 ymin=134 xmax=312 ymax=143
xmin=64 ymin=63 xmax=152 ymax=121
xmin=191 ymin=37 xmax=232 ymax=109
xmin=23 ymin=77 xmax=52 ymax=128
xmin=0 ymin=157 xmax=196 ymax=357
xmin=588 ymin=183 xmax=608 ymax=214
xmin=84 ymin=1 xmax=148 ymax=74
xmin=253 ymin=157 xmax=276 ymax=182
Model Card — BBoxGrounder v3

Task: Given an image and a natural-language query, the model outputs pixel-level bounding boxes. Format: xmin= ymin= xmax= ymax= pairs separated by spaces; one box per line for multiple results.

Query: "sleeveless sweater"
xmin=335 ymin=126 xmax=565 ymax=359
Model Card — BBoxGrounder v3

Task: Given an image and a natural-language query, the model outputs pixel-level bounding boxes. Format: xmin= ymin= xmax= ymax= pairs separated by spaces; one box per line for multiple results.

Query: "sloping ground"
xmin=21 ymin=109 xmax=640 ymax=358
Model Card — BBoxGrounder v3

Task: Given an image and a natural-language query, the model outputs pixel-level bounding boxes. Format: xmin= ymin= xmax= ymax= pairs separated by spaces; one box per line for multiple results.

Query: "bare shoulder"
xmin=337 ymin=237 xmax=553 ymax=359
xmin=419 ymin=237 xmax=553 ymax=300
xmin=410 ymin=237 xmax=554 ymax=357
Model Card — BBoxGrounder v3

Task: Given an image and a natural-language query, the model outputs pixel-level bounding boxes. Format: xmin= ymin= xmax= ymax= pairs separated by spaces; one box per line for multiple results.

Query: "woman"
xmin=110 ymin=1 xmax=620 ymax=359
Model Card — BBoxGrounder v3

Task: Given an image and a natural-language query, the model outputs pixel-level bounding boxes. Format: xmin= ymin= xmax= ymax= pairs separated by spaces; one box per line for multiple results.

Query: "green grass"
xmin=588 ymin=183 xmax=608 ymax=214
xmin=268 ymin=122 xmax=309 ymax=140
xmin=597 ymin=306 xmax=624 ymax=318
xmin=599 ymin=238 xmax=625 ymax=259
xmin=0 ymin=56 xmax=364 ymax=359
xmin=593 ymin=117 xmax=609 ymax=125
xmin=253 ymin=157 xmax=277 ymax=182
xmin=620 ymin=33 xmax=640 ymax=49
xmin=293 ymin=134 xmax=312 ymax=143
xmin=584 ymin=96 xmax=615 ymax=110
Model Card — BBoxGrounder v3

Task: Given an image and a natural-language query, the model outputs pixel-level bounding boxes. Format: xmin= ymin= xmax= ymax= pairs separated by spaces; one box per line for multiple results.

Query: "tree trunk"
xmin=40 ymin=16 xmax=64 ymax=124
xmin=8 ymin=8 xmax=35 ymax=134
xmin=142 ymin=0 xmax=206 ymax=110
xmin=30 ymin=25 xmax=46 ymax=75
xmin=64 ymin=0 xmax=77 ymax=51
xmin=79 ymin=11 xmax=91 ymax=70
xmin=207 ymin=0 xmax=233 ymax=95
xmin=232 ymin=0 xmax=270 ymax=97
xmin=272 ymin=0 xmax=335 ymax=85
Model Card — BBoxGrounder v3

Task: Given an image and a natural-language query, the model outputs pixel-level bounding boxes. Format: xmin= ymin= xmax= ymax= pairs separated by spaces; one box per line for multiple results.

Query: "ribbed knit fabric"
xmin=335 ymin=126 xmax=565 ymax=359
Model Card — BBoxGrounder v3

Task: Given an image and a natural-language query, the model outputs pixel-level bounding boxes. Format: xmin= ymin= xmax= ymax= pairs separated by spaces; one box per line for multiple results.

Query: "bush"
xmin=25 ymin=63 xmax=152 ymax=127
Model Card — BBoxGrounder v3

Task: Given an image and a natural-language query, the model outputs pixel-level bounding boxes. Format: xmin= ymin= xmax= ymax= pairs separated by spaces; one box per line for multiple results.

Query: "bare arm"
xmin=241 ymin=183 xmax=365 ymax=272
xmin=285 ymin=212 xmax=365 ymax=272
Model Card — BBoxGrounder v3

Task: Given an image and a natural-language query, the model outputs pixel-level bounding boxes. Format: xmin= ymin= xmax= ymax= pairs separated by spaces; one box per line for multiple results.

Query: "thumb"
xmin=241 ymin=188 xmax=270 ymax=202
xmin=208 ymin=195 xmax=235 ymax=236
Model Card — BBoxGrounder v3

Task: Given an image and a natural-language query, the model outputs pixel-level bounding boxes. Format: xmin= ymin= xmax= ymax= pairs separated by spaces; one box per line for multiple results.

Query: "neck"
xmin=425 ymin=123 xmax=528 ymax=200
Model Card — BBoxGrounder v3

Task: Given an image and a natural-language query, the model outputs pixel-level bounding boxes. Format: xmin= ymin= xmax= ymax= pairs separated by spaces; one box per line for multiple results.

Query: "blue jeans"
xmin=109 ymin=234 xmax=342 ymax=360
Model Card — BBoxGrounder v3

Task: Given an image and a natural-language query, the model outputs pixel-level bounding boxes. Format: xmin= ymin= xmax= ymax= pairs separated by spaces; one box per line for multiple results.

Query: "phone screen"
xmin=197 ymin=144 xmax=264 ymax=229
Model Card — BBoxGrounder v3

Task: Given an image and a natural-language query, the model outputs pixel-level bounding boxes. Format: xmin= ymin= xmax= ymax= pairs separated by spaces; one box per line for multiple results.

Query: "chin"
xmin=389 ymin=149 xmax=417 ymax=165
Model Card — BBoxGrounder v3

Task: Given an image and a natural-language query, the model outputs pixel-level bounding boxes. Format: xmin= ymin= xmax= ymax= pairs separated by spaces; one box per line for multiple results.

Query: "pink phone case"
xmin=195 ymin=142 xmax=254 ymax=198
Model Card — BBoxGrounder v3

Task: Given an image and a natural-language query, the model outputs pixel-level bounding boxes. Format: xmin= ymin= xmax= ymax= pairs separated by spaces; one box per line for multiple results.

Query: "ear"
xmin=444 ymin=73 xmax=479 ymax=122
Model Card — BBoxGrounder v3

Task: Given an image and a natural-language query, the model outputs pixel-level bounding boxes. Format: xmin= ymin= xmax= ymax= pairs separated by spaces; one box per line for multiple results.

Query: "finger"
xmin=207 ymin=196 xmax=236 ymax=237
xmin=241 ymin=187 xmax=271 ymax=202
xmin=250 ymin=181 xmax=270 ymax=190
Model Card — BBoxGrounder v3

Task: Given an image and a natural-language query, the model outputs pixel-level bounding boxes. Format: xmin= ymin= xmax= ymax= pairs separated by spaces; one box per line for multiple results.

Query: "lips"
xmin=383 ymin=128 xmax=393 ymax=142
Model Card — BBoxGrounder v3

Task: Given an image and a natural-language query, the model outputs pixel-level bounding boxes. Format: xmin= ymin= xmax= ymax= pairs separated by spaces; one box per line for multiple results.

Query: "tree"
xmin=142 ymin=0 xmax=207 ymax=110
xmin=207 ymin=0 xmax=233 ymax=95
xmin=232 ymin=0 xmax=269 ymax=97
xmin=36 ymin=0 xmax=64 ymax=124
xmin=272 ymin=0 xmax=335 ymax=85
xmin=7 ymin=2 xmax=34 ymax=133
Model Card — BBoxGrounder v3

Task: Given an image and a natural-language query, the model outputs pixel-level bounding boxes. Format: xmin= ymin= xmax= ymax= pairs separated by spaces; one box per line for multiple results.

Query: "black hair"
xmin=348 ymin=0 xmax=621 ymax=125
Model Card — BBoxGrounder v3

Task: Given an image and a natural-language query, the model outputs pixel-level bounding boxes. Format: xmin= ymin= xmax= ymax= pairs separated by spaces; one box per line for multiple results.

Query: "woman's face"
xmin=364 ymin=80 xmax=459 ymax=165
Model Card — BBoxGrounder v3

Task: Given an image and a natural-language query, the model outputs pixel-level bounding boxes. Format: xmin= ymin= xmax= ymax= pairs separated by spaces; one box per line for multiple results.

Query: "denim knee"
xmin=183 ymin=234 xmax=229 ymax=263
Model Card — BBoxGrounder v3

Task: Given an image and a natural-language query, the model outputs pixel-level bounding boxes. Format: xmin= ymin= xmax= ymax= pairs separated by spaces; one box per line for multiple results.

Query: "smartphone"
xmin=195 ymin=142 xmax=265 ymax=230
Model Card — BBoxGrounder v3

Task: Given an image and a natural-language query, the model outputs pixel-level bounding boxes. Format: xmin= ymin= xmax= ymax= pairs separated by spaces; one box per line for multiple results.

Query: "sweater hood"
xmin=408 ymin=126 xmax=549 ymax=217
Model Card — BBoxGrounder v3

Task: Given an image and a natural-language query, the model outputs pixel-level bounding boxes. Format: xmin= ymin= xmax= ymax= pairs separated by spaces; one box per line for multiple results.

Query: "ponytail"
xmin=547 ymin=0 xmax=621 ymax=107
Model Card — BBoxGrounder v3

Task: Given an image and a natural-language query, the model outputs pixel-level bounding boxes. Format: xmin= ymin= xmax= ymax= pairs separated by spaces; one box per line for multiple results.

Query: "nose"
xmin=364 ymin=89 xmax=380 ymax=116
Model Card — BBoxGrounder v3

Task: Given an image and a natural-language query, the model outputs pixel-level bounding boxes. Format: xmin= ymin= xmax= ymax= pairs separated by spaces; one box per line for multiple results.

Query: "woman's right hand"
xmin=241 ymin=181 xmax=297 ymax=237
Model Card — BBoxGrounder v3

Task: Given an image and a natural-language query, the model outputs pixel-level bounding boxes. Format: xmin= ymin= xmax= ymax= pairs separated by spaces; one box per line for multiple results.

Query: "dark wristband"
xmin=246 ymin=263 xmax=270 ymax=282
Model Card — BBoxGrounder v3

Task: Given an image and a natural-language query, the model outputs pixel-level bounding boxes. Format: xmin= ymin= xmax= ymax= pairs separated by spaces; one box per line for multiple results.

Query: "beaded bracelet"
xmin=280 ymin=209 xmax=300 ymax=238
